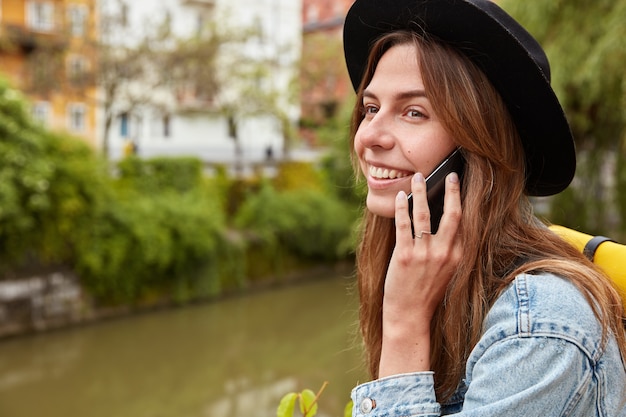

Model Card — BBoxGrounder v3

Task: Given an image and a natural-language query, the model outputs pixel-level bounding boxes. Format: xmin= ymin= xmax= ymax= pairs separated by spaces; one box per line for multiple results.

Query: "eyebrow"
xmin=362 ymin=89 xmax=428 ymax=101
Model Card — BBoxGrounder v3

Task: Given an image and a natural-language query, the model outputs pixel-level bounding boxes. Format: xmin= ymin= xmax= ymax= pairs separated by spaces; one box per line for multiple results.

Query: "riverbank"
xmin=0 ymin=261 xmax=355 ymax=340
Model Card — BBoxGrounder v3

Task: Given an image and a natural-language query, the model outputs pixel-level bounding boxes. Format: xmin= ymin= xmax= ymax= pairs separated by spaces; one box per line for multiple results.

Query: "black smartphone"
xmin=407 ymin=148 xmax=465 ymax=234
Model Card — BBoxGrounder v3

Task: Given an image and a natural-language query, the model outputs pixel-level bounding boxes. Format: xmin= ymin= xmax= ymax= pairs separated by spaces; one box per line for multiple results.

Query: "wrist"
xmin=378 ymin=324 xmax=432 ymax=377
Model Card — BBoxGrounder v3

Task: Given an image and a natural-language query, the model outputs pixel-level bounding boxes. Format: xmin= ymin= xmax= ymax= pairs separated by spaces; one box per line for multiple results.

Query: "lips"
xmin=368 ymin=165 xmax=412 ymax=179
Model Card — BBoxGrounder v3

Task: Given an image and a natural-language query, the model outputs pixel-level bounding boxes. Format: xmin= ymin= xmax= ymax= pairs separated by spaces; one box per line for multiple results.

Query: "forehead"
xmin=366 ymin=44 xmax=424 ymax=92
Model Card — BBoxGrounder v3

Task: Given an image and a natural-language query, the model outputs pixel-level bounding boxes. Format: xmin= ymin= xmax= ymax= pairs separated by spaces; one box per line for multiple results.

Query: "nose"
xmin=355 ymin=112 xmax=395 ymax=150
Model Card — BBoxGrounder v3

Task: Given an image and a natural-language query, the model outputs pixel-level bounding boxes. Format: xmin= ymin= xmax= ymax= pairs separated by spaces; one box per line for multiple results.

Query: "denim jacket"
xmin=351 ymin=273 xmax=626 ymax=416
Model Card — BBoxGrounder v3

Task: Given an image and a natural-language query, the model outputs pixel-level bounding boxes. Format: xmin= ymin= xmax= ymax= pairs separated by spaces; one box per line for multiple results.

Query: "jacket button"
xmin=359 ymin=397 xmax=375 ymax=414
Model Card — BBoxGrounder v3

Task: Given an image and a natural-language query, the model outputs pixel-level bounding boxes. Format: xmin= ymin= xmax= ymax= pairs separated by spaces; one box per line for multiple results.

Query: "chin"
xmin=366 ymin=193 xmax=396 ymax=218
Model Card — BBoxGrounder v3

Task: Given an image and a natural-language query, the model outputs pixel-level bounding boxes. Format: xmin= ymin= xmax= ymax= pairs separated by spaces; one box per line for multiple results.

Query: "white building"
xmin=100 ymin=0 xmax=302 ymax=172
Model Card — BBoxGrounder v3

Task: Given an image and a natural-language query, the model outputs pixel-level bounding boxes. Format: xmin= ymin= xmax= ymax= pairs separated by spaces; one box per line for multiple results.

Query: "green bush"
xmin=0 ymin=78 xmax=245 ymax=303
xmin=74 ymin=189 xmax=235 ymax=304
xmin=0 ymin=80 xmax=109 ymax=269
xmin=235 ymin=182 xmax=354 ymax=265
xmin=272 ymin=161 xmax=325 ymax=192
xmin=38 ymin=134 xmax=111 ymax=263
xmin=117 ymin=155 xmax=204 ymax=193
xmin=0 ymin=75 xmax=356 ymax=307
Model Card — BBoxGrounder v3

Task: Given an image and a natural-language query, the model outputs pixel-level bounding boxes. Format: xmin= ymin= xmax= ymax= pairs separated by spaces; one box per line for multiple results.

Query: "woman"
xmin=342 ymin=0 xmax=626 ymax=416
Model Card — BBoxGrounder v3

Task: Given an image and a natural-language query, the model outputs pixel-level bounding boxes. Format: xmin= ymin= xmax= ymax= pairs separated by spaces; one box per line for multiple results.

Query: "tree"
xmin=214 ymin=38 xmax=300 ymax=168
xmin=300 ymin=32 xmax=346 ymax=132
xmin=183 ymin=14 xmax=300 ymax=165
xmin=97 ymin=1 xmax=300 ymax=165
xmin=499 ymin=0 xmax=626 ymax=236
xmin=96 ymin=0 xmax=176 ymax=157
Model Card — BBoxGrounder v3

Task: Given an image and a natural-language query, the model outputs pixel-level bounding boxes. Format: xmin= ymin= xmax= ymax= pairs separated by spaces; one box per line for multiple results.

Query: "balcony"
xmin=181 ymin=0 xmax=216 ymax=7
xmin=0 ymin=23 xmax=68 ymax=54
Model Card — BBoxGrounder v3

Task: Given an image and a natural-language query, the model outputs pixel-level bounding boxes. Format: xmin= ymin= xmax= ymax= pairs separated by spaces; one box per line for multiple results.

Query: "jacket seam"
xmin=515 ymin=274 xmax=531 ymax=335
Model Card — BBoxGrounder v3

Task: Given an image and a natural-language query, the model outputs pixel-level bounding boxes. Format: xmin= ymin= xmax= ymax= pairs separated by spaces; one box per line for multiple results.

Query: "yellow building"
xmin=0 ymin=0 xmax=99 ymax=147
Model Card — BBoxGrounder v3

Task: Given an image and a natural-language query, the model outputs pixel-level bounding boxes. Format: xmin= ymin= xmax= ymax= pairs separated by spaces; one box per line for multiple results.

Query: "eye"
xmin=406 ymin=108 xmax=426 ymax=119
xmin=361 ymin=104 xmax=379 ymax=117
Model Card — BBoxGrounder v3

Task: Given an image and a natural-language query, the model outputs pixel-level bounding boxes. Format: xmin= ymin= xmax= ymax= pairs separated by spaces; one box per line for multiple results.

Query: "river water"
xmin=0 ymin=273 xmax=367 ymax=417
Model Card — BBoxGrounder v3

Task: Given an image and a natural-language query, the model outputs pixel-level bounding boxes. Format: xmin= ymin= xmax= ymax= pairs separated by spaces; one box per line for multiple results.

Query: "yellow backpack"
xmin=550 ymin=225 xmax=626 ymax=307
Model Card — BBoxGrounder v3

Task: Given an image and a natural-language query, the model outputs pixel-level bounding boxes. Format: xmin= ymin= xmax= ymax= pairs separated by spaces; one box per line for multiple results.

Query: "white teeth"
xmin=369 ymin=165 xmax=410 ymax=179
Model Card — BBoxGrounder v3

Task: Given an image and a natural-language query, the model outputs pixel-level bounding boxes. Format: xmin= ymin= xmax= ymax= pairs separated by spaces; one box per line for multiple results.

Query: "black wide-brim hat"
xmin=343 ymin=0 xmax=576 ymax=196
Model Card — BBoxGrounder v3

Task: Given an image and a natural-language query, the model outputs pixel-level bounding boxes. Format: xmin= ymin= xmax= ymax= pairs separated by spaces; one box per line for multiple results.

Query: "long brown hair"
xmin=351 ymin=31 xmax=626 ymax=401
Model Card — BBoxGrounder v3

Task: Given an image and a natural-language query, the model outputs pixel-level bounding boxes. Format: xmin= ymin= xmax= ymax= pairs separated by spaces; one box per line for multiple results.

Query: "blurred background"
xmin=0 ymin=0 xmax=623 ymax=416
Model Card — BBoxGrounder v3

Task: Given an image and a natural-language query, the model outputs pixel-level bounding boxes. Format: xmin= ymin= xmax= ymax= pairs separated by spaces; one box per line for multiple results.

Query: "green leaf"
xmin=277 ymin=392 xmax=298 ymax=417
xmin=299 ymin=389 xmax=318 ymax=417
xmin=344 ymin=400 xmax=353 ymax=417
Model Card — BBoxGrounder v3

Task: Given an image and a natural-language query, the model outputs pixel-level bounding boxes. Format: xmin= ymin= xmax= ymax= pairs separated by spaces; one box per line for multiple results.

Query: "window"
xmin=27 ymin=1 xmax=55 ymax=32
xmin=306 ymin=5 xmax=319 ymax=24
xmin=120 ymin=112 xmax=129 ymax=137
xmin=67 ymin=55 xmax=88 ymax=83
xmin=32 ymin=101 xmax=50 ymax=126
xmin=68 ymin=103 xmax=86 ymax=132
xmin=66 ymin=54 xmax=93 ymax=88
xmin=68 ymin=5 xmax=87 ymax=37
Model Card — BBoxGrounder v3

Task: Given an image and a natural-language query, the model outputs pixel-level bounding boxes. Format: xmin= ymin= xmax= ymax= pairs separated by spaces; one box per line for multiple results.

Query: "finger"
xmin=410 ymin=172 xmax=431 ymax=235
xmin=437 ymin=172 xmax=462 ymax=242
xmin=394 ymin=190 xmax=414 ymax=246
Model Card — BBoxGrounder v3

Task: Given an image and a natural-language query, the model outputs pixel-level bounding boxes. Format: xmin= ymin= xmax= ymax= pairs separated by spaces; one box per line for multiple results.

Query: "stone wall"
xmin=0 ymin=272 xmax=87 ymax=338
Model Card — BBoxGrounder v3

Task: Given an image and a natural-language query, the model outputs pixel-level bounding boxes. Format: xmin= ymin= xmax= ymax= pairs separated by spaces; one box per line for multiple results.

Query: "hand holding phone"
xmin=408 ymin=148 xmax=465 ymax=234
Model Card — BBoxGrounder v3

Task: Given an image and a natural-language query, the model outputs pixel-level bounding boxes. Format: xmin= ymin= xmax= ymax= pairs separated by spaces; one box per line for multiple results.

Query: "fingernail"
xmin=413 ymin=173 xmax=424 ymax=183
xmin=397 ymin=190 xmax=406 ymax=200
xmin=448 ymin=172 xmax=459 ymax=183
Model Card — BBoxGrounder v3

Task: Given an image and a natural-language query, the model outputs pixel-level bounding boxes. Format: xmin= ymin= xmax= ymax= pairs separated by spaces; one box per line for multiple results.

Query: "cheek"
xmin=352 ymin=140 xmax=368 ymax=176
xmin=397 ymin=141 xmax=421 ymax=165
xmin=402 ymin=131 xmax=455 ymax=169
xmin=353 ymin=140 xmax=361 ymax=156
xmin=353 ymin=134 xmax=364 ymax=158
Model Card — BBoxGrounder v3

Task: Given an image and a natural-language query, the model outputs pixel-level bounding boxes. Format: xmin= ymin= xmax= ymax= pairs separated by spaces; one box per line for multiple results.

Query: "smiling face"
xmin=354 ymin=43 xmax=457 ymax=218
